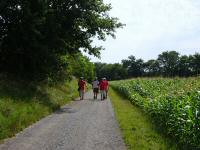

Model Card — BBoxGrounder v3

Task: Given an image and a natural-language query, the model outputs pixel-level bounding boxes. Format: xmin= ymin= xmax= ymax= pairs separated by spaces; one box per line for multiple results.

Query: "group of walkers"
xmin=78 ymin=77 xmax=109 ymax=100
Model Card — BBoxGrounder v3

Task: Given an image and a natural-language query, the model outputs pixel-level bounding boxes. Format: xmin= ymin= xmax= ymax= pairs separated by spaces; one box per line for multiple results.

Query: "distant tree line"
xmin=95 ymin=51 xmax=200 ymax=80
xmin=0 ymin=0 xmax=122 ymax=82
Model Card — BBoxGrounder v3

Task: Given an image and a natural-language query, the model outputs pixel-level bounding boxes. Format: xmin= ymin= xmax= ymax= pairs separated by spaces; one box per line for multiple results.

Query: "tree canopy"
xmin=0 ymin=0 xmax=122 ymax=80
xmin=95 ymin=51 xmax=200 ymax=80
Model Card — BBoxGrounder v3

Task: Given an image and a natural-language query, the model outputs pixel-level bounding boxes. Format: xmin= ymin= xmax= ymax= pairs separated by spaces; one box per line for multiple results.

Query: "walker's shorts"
xmin=100 ymin=90 xmax=106 ymax=98
xmin=79 ymin=90 xmax=84 ymax=97
xmin=93 ymin=88 xmax=99 ymax=93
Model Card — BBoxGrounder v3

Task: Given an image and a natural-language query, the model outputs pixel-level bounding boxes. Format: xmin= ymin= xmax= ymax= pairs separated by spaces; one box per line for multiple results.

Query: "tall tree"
xmin=157 ymin=51 xmax=180 ymax=77
xmin=178 ymin=55 xmax=190 ymax=77
xmin=0 ymin=0 xmax=122 ymax=80
xmin=122 ymin=55 xmax=144 ymax=77
xmin=144 ymin=59 xmax=160 ymax=76
xmin=190 ymin=53 xmax=200 ymax=76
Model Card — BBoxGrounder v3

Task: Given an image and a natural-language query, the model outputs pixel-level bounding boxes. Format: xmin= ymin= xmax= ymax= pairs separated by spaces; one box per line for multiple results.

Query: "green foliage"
xmin=96 ymin=51 xmax=200 ymax=81
xmin=0 ymin=78 xmax=79 ymax=140
xmin=111 ymin=77 xmax=200 ymax=149
xmin=157 ymin=51 xmax=180 ymax=77
xmin=122 ymin=55 xmax=144 ymax=77
xmin=144 ymin=59 xmax=160 ymax=76
xmin=109 ymin=88 xmax=177 ymax=150
xmin=69 ymin=53 xmax=95 ymax=83
xmin=94 ymin=62 xmax=128 ymax=80
xmin=190 ymin=53 xmax=200 ymax=75
xmin=0 ymin=0 xmax=122 ymax=80
xmin=178 ymin=55 xmax=191 ymax=77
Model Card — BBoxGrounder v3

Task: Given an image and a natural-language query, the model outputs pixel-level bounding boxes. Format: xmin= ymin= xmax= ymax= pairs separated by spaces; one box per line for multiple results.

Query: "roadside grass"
xmin=0 ymin=78 xmax=79 ymax=141
xmin=109 ymin=88 xmax=178 ymax=150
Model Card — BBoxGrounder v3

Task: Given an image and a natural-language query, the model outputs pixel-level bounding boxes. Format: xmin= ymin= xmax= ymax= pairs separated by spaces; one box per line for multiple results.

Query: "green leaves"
xmin=111 ymin=78 xmax=200 ymax=149
xmin=0 ymin=0 xmax=122 ymax=80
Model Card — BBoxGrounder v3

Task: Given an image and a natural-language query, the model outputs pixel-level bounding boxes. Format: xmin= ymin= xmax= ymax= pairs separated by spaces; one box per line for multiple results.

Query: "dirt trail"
xmin=0 ymin=91 xmax=126 ymax=150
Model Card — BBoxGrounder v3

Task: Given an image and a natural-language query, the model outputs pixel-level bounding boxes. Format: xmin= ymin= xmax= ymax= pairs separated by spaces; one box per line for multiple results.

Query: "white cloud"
xmin=88 ymin=0 xmax=200 ymax=63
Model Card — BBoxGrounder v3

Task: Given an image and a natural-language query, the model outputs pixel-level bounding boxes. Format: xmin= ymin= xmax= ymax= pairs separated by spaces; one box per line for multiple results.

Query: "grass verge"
xmin=109 ymin=88 xmax=178 ymax=150
xmin=0 ymin=78 xmax=79 ymax=141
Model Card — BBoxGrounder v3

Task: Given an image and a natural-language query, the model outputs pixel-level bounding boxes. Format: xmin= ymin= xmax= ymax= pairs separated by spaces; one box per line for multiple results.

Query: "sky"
xmin=86 ymin=0 xmax=200 ymax=63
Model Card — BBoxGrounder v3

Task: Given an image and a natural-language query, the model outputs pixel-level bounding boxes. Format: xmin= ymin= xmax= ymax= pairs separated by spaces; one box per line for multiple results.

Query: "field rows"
xmin=111 ymin=77 xmax=200 ymax=149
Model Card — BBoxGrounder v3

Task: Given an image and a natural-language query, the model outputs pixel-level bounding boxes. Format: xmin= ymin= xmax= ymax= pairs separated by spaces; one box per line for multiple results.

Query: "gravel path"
xmin=0 ymin=91 xmax=126 ymax=150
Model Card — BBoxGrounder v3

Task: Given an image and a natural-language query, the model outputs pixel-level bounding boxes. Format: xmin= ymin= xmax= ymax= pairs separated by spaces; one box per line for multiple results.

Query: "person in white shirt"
xmin=92 ymin=77 xmax=99 ymax=99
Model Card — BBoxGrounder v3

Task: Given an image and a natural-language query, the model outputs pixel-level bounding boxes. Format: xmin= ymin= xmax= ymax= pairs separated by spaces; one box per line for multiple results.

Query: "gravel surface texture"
xmin=0 ymin=91 xmax=126 ymax=150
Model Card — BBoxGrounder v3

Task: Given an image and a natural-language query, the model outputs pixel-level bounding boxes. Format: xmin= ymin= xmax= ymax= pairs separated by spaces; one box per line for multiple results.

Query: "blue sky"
xmin=86 ymin=0 xmax=200 ymax=63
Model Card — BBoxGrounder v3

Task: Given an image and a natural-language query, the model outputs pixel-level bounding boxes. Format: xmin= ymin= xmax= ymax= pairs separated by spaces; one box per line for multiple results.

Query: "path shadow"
xmin=85 ymin=98 xmax=107 ymax=102
xmin=55 ymin=107 xmax=77 ymax=114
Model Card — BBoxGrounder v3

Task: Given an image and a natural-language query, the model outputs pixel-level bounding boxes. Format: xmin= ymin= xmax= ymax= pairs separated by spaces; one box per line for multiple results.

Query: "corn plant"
xmin=111 ymin=77 xmax=200 ymax=149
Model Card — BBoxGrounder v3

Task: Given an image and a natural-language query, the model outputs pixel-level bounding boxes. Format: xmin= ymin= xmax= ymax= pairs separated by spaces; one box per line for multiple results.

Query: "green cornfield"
xmin=110 ymin=77 xmax=200 ymax=149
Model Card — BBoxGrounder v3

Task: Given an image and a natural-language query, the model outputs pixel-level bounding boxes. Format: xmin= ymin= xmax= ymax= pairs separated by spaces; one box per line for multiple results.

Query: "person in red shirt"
xmin=78 ymin=77 xmax=87 ymax=100
xmin=104 ymin=77 xmax=109 ymax=99
xmin=99 ymin=78 xmax=106 ymax=100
